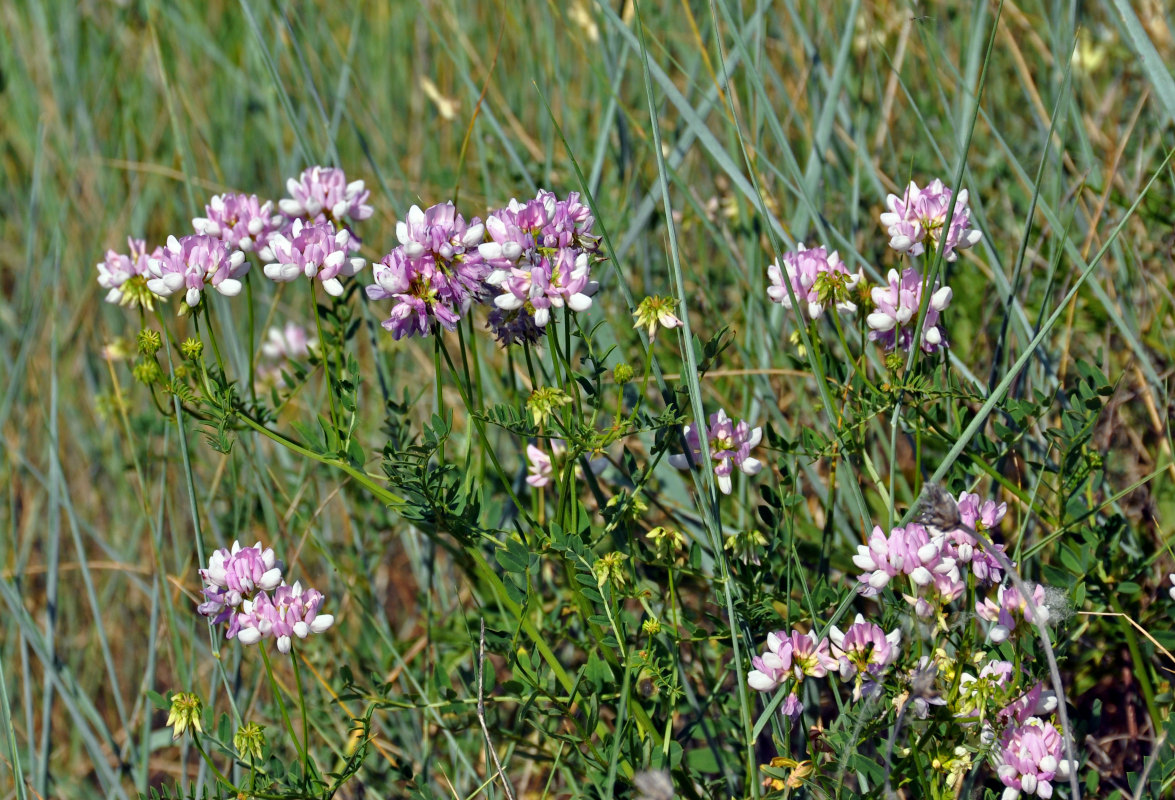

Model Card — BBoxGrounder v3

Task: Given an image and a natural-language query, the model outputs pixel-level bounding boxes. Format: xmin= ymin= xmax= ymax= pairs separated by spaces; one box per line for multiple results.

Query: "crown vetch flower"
xmin=97 ymin=237 xmax=161 ymax=309
xmin=481 ymin=190 xmax=601 ymax=329
xmin=747 ymin=629 xmax=837 ymax=692
xmin=526 ymin=444 xmax=554 ymax=488
xmin=146 ymin=234 xmax=248 ymax=309
xmin=668 ymin=408 xmax=763 ymax=495
xmin=996 ymin=717 xmax=1072 ymax=799
xmin=280 ymin=166 xmax=373 ymax=226
xmin=193 ymin=193 xmax=282 ymax=255
xmin=866 ymin=267 xmax=952 ymax=352
xmin=197 ymin=541 xmax=284 ymax=633
xmin=260 ymin=322 xmax=316 ymax=363
xmin=880 ymin=179 xmax=981 ymax=261
xmin=263 ymin=219 xmax=365 ymax=296
xmin=939 ymin=491 xmax=1009 ymax=583
xmin=977 ymin=583 xmax=1050 ymax=643
xmin=829 ymin=614 xmax=901 ymax=684
xmin=236 ymin=581 xmax=335 ymax=652
xmin=853 ymin=523 xmax=959 ymax=596
xmin=766 ymin=244 xmax=863 ymax=319
xmin=489 ymin=247 xmax=597 ymax=328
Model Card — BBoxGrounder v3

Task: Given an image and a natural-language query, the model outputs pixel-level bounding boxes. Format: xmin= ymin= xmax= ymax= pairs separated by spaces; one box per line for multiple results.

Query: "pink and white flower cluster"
xmin=996 ymin=716 xmax=1074 ymax=799
xmin=197 ymin=540 xmax=334 ymax=652
xmin=880 ymin=179 xmax=981 ymax=262
xmin=146 ymin=234 xmax=248 ymax=310
xmin=263 ymin=218 xmax=365 ymax=297
xmin=193 ymin=193 xmax=283 ymax=256
xmin=977 ymin=583 xmax=1051 ymax=644
xmin=97 ymin=237 xmax=162 ymax=308
xmin=669 ymin=408 xmax=763 ymax=495
xmin=747 ymin=628 xmax=837 ymax=719
xmin=366 ymin=202 xmax=490 ymax=338
xmin=483 ymin=190 xmax=600 ymax=335
xmin=854 ymin=491 xmax=1010 ymax=623
xmin=866 ymin=267 xmax=953 ymax=353
xmin=279 ymin=166 xmax=373 ymax=239
xmin=766 ymin=244 xmax=863 ymax=320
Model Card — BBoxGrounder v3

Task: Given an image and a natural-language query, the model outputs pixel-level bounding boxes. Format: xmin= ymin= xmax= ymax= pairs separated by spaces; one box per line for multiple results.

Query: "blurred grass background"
xmin=2 ymin=0 xmax=1175 ymax=796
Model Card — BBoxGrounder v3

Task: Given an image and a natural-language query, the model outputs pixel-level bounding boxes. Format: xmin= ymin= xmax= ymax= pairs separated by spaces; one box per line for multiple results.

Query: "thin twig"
xmin=477 ymin=620 xmax=516 ymax=800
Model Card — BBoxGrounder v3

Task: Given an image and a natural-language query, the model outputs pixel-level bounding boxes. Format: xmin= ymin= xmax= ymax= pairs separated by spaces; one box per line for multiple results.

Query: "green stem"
xmin=310 ymin=285 xmax=339 ymax=434
xmin=191 ymin=734 xmax=238 ymax=792
xmin=246 ymin=273 xmax=257 ymax=403
xmin=259 ymin=645 xmax=307 ymax=767
xmin=290 ymin=651 xmax=315 ymax=784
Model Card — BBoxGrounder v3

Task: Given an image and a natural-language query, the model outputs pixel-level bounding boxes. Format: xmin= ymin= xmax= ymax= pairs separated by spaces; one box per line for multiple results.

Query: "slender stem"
xmin=290 ymin=651 xmax=314 ymax=783
xmin=191 ymin=734 xmax=238 ymax=792
xmin=310 ymin=284 xmax=339 ymax=434
xmin=200 ymin=302 xmax=226 ymax=376
xmin=245 ymin=273 xmax=257 ymax=403
xmin=259 ymin=645 xmax=306 ymax=767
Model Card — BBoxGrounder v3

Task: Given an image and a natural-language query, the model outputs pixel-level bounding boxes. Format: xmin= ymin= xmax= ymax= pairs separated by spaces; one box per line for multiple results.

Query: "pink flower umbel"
xmin=193 ymin=193 xmax=282 ymax=255
xmin=766 ymin=244 xmax=863 ymax=320
xmin=976 ymin=583 xmax=1051 ymax=643
xmin=367 ymin=201 xmax=492 ymax=339
xmin=866 ymin=267 xmax=952 ymax=353
xmin=526 ymin=444 xmax=554 ymax=487
xmin=829 ymin=614 xmax=901 ymax=698
xmin=481 ymin=189 xmax=601 ymax=329
xmin=852 ymin=523 xmax=959 ymax=597
xmin=261 ymin=322 xmax=316 ymax=362
xmin=258 ymin=322 xmax=317 ymax=387
xmin=880 ymin=179 xmax=981 ymax=261
xmin=146 ymin=234 xmax=248 ymax=310
xmin=668 ymin=408 xmax=763 ymax=495
xmin=279 ymin=166 xmax=373 ymax=227
xmin=996 ymin=717 xmax=1073 ymax=799
xmin=197 ymin=541 xmax=284 ymax=635
xmin=236 ymin=581 xmax=335 ymax=653
xmin=747 ymin=629 xmax=837 ymax=692
xmin=263 ymin=219 xmax=365 ymax=296
xmin=97 ymin=237 xmax=161 ymax=309
xmin=939 ymin=491 xmax=1009 ymax=583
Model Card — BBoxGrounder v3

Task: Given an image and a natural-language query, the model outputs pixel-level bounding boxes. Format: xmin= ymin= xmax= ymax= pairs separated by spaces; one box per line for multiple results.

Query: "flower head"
xmin=234 ymin=722 xmax=266 ymax=761
xmin=633 ymin=295 xmax=683 ymax=341
xmin=193 ymin=193 xmax=282 ymax=255
xmin=880 ymin=179 xmax=981 ymax=261
xmin=166 ymin=692 xmax=203 ymax=740
xmin=263 ymin=219 xmax=365 ymax=296
xmin=261 ymin=322 xmax=316 ymax=363
xmin=197 ymin=541 xmax=284 ymax=634
xmin=481 ymin=190 xmax=601 ymax=329
xmin=996 ymin=717 xmax=1072 ymax=799
xmin=97 ymin=237 xmax=161 ymax=309
xmin=237 ymin=581 xmax=335 ymax=653
xmin=976 ymin=583 xmax=1051 ymax=643
xmin=527 ymin=386 xmax=573 ymax=428
xmin=668 ymin=408 xmax=763 ymax=495
xmin=146 ymin=234 xmax=248 ymax=309
xmin=866 ymin=267 xmax=952 ymax=353
xmin=526 ymin=444 xmax=554 ymax=487
xmin=829 ymin=614 xmax=901 ymax=693
xmin=747 ymin=629 xmax=837 ymax=692
xmin=280 ymin=166 xmax=373 ymax=228
xmin=766 ymin=244 xmax=863 ymax=319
